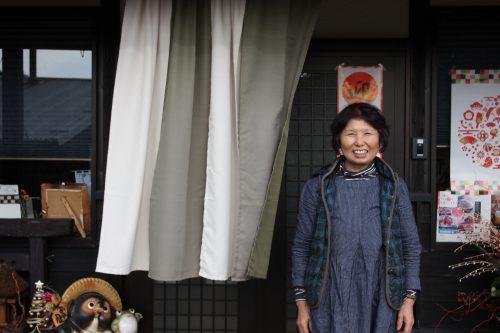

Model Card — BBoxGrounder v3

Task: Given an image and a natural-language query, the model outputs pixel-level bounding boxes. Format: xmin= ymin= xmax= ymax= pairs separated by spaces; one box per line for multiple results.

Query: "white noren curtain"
xmin=96 ymin=0 xmax=320 ymax=281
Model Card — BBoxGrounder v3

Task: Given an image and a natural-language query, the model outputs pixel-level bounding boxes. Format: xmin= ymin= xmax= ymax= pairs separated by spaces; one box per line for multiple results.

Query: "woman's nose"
xmin=354 ymin=135 xmax=364 ymax=145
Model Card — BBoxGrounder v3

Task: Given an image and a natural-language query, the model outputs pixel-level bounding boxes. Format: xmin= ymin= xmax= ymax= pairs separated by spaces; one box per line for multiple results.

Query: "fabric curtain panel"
xmin=96 ymin=0 xmax=172 ymax=274
xmin=148 ymin=0 xmax=212 ymax=281
xmin=97 ymin=0 xmax=320 ymax=281
xmin=236 ymin=0 xmax=321 ymax=279
xmin=199 ymin=0 xmax=245 ymax=280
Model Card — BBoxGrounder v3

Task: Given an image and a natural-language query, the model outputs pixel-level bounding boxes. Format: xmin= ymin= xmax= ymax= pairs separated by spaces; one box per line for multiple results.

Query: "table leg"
xmin=28 ymin=237 xmax=47 ymax=295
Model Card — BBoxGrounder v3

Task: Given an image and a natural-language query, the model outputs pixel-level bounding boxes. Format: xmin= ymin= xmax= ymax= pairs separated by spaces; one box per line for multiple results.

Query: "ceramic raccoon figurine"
xmin=55 ymin=293 xmax=113 ymax=333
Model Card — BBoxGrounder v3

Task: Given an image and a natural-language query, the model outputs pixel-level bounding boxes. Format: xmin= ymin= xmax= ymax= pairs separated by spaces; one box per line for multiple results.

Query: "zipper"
xmin=312 ymin=160 xmax=338 ymax=309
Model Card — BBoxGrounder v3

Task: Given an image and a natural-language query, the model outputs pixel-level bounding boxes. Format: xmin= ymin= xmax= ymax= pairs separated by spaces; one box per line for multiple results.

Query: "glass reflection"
xmin=37 ymin=49 xmax=91 ymax=79
xmin=0 ymin=49 xmax=92 ymax=159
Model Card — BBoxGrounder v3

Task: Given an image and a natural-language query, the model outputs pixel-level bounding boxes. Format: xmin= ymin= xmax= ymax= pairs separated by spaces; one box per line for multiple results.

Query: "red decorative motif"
xmin=477 ymin=130 xmax=488 ymax=142
xmin=457 ymin=96 xmax=500 ymax=169
xmin=463 ymin=110 xmax=474 ymax=120
xmin=470 ymin=101 xmax=483 ymax=109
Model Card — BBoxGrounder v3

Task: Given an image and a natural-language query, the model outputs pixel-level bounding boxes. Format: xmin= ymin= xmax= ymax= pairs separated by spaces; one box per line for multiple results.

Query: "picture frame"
xmin=41 ymin=183 xmax=90 ymax=238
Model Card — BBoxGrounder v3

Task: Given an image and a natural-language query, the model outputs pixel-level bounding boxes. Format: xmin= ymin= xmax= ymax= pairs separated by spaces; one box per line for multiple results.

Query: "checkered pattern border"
xmin=0 ymin=195 xmax=20 ymax=204
xmin=450 ymin=180 xmax=500 ymax=195
xmin=451 ymin=69 xmax=500 ymax=84
xmin=450 ymin=180 xmax=474 ymax=194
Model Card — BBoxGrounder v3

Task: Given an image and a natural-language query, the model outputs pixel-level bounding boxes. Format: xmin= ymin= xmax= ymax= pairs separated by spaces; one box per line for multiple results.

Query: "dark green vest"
xmin=304 ymin=158 xmax=405 ymax=310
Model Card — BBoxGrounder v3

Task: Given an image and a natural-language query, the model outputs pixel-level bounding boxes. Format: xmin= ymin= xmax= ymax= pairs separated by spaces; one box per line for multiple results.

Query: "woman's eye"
xmin=88 ymin=302 xmax=95 ymax=309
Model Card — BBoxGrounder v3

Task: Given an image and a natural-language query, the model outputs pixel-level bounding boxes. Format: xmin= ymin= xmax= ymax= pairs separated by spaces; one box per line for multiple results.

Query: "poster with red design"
xmin=337 ymin=66 xmax=383 ymax=112
xmin=450 ymin=69 xmax=500 ymax=183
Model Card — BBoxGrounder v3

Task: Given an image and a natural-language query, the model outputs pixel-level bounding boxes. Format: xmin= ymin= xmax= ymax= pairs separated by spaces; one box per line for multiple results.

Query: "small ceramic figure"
xmin=111 ymin=309 xmax=142 ymax=333
xmin=55 ymin=293 xmax=113 ymax=333
xmin=55 ymin=278 xmax=122 ymax=333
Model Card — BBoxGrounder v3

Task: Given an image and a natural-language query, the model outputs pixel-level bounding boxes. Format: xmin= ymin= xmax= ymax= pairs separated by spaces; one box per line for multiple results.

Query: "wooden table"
xmin=0 ymin=219 xmax=73 ymax=294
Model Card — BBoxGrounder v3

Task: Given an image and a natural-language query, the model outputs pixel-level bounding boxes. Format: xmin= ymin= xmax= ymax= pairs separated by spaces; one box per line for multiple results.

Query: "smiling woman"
xmin=291 ymin=103 xmax=422 ymax=333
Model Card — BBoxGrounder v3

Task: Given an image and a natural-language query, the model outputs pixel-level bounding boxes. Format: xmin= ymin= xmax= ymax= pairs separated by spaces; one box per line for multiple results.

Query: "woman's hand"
xmin=296 ymin=300 xmax=313 ymax=333
xmin=397 ymin=298 xmax=415 ymax=333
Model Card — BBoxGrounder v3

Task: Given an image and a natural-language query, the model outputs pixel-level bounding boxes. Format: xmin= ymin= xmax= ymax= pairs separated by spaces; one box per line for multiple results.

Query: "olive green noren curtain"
xmin=149 ymin=0 xmax=212 ymax=280
xmin=97 ymin=0 xmax=320 ymax=281
xmin=239 ymin=0 xmax=321 ymax=279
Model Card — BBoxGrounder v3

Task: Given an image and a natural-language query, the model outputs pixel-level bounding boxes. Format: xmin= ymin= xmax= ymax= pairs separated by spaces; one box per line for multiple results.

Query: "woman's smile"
xmin=353 ymin=149 xmax=369 ymax=155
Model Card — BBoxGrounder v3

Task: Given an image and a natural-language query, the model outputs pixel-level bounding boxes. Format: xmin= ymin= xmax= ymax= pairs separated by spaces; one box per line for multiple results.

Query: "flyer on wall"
xmin=436 ymin=191 xmax=491 ymax=242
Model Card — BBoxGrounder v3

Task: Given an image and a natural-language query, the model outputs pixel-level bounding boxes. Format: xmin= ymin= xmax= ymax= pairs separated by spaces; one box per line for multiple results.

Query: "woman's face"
xmin=339 ymin=118 xmax=380 ymax=172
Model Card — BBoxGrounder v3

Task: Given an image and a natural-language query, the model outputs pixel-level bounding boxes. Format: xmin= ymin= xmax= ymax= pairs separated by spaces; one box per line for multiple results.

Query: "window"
xmin=1 ymin=48 xmax=92 ymax=159
xmin=0 ymin=8 xmax=97 ymax=219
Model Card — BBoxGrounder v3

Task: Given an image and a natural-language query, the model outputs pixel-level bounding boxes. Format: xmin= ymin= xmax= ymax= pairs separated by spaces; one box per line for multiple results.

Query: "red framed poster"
xmin=337 ymin=66 xmax=383 ymax=113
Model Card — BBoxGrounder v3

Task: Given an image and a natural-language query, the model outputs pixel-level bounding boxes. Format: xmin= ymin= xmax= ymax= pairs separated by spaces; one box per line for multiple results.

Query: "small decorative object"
xmin=26 ymin=281 xmax=53 ymax=332
xmin=0 ymin=184 xmax=22 ymax=218
xmin=111 ymin=309 xmax=142 ymax=333
xmin=73 ymin=170 xmax=91 ymax=200
xmin=21 ymin=189 xmax=41 ymax=219
xmin=0 ymin=262 xmax=28 ymax=332
xmin=55 ymin=278 xmax=122 ymax=333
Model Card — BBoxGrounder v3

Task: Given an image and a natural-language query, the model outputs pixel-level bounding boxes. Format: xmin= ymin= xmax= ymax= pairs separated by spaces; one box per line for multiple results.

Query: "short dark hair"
xmin=330 ymin=103 xmax=389 ymax=153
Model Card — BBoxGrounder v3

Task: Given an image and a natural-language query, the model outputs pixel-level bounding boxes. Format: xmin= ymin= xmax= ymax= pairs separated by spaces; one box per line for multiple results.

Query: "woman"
xmin=291 ymin=103 xmax=421 ymax=333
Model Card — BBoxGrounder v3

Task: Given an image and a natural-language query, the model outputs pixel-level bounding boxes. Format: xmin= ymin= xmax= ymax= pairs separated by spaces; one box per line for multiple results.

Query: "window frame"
xmin=0 ymin=7 xmax=100 ymax=246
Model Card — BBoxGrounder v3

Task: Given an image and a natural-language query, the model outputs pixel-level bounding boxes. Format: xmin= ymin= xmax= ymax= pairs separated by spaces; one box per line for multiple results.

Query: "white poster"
xmin=450 ymin=69 xmax=500 ymax=183
xmin=337 ymin=66 xmax=383 ymax=112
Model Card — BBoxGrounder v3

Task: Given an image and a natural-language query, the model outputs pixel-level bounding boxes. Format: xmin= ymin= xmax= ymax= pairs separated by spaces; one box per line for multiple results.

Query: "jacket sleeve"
xmin=291 ymin=176 xmax=320 ymax=288
xmin=397 ymin=178 xmax=422 ymax=291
